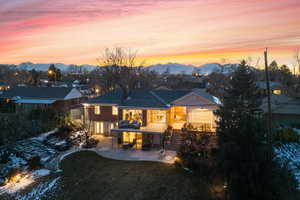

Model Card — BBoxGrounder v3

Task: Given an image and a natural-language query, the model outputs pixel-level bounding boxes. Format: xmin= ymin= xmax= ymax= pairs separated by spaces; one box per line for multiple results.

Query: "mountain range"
xmin=15 ymin=62 xmax=240 ymax=75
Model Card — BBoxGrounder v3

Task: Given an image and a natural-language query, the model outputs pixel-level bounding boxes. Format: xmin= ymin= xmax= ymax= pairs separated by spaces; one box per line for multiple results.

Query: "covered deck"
xmin=110 ymin=127 xmax=164 ymax=150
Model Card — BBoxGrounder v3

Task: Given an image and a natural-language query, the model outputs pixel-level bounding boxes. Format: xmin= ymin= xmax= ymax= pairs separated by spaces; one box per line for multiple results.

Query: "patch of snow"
xmin=55 ymin=140 xmax=67 ymax=146
xmin=33 ymin=169 xmax=50 ymax=177
xmin=294 ymin=128 xmax=300 ymax=135
xmin=33 ymin=129 xmax=57 ymax=142
xmin=275 ymin=143 xmax=300 ymax=189
xmin=15 ymin=177 xmax=60 ymax=200
xmin=213 ymin=96 xmax=222 ymax=105
xmin=0 ymin=169 xmax=52 ymax=195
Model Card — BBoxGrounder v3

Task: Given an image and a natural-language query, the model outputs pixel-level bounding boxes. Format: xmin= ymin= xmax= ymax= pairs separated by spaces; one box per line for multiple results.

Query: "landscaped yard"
xmin=56 ymin=151 xmax=214 ymax=200
xmin=1 ymin=151 xmax=217 ymax=200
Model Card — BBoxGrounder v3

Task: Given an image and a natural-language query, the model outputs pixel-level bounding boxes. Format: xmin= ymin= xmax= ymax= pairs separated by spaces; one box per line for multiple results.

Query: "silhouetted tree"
xmin=215 ymin=61 xmax=298 ymax=200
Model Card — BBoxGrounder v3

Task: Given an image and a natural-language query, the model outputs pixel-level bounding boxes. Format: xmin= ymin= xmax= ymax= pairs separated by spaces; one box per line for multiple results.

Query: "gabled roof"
xmin=192 ymin=89 xmax=221 ymax=104
xmin=85 ymin=89 xmax=220 ymax=108
xmin=0 ymin=87 xmax=80 ymax=100
xmin=256 ymin=81 xmax=282 ymax=90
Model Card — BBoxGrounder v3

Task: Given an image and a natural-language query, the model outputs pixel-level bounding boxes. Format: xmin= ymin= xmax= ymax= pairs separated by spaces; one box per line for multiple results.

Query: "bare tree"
xmin=97 ymin=48 xmax=152 ymax=98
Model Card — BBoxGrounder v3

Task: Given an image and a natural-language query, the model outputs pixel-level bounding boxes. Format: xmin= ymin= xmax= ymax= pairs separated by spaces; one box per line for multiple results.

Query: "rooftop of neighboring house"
xmin=261 ymin=93 xmax=300 ymax=115
xmin=0 ymin=86 xmax=83 ymax=104
xmin=85 ymin=89 xmax=221 ymax=108
xmin=256 ymin=81 xmax=282 ymax=90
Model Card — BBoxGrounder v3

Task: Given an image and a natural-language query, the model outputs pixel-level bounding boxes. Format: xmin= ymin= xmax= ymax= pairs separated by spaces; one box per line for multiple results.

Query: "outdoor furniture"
xmin=128 ymin=120 xmax=141 ymax=129
xmin=118 ymin=120 xmax=141 ymax=129
xmin=118 ymin=120 xmax=131 ymax=129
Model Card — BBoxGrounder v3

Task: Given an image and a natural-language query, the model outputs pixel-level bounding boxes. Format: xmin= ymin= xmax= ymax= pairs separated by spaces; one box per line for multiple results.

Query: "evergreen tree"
xmin=215 ymin=60 xmax=298 ymax=200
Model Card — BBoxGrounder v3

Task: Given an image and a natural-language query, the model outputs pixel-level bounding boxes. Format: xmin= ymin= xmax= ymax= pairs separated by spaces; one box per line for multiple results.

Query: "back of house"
xmin=82 ymin=89 xmax=221 ymax=150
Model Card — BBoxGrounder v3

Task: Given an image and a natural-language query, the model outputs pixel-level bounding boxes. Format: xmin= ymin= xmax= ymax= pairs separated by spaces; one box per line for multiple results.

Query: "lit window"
xmin=95 ymin=122 xmax=100 ymax=133
xmin=95 ymin=105 xmax=100 ymax=115
xmin=95 ymin=122 xmax=104 ymax=134
xmin=112 ymin=106 xmax=118 ymax=115
xmin=273 ymin=90 xmax=281 ymax=95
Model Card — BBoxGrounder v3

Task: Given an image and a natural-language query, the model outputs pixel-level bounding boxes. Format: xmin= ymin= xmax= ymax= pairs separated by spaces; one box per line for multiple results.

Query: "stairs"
xmin=165 ymin=132 xmax=185 ymax=150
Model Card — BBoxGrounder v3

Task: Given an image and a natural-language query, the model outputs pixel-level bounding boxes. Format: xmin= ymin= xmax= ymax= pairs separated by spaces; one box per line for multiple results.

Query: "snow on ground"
xmin=0 ymin=169 xmax=51 ymax=194
xmin=294 ymin=128 xmax=300 ymax=134
xmin=276 ymin=143 xmax=300 ymax=189
xmin=33 ymin=129 xmax=57 ymax=142
xmin=15 ymin=177 xmax=60 ymax=200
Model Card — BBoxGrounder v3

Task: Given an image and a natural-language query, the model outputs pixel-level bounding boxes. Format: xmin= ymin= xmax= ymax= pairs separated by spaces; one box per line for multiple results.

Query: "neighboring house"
xmin=256 ymin=81 xmax=283 ymax=95
xmin=83 ymin=89 xmax=221 ymax=149
xmin=0 ymin=82 xmax=10 ymax=94
xmin=257 ymin=81 xmax=300 ymax=126
xmin=0 ymin=87 xmax=85 ymax=114
xmin=261 ymin=94 xmax=300 ymax=126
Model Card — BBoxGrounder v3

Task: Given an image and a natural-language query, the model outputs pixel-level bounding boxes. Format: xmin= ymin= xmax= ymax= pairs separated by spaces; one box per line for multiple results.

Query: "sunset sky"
xmin=1 ymin=0 xmax=300 ymax=68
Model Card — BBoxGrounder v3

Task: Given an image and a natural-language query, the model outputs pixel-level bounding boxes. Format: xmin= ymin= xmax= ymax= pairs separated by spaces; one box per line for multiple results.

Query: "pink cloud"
xmin=0 ymin=0 xmax=300 ymax=66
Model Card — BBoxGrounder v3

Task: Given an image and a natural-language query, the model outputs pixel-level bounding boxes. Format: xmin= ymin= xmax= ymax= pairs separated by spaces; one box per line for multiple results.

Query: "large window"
xmin=112 ymin=106 xmax=118 ymax=115
xmin=123 ymin=132 xmax=142 ymax=149
xmin=95 ymin=105 xmax=100 ymax=115
xmin=123 ymin=109 xmax=142 ymax=122
xmin=170 ymin=106 xmax=186 ymax=122
xmin=148 ymin=110 xmax=166 ymax=123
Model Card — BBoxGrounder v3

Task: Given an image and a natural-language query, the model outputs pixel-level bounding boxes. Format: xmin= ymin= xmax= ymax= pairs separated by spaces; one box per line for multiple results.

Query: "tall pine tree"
xmin=215 ymin=60 xmax=297 ymax=200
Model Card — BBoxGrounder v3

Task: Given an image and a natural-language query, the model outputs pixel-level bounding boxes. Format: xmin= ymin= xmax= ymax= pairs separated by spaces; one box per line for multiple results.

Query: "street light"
xmin=48 ymin=69 xmax=56 ymax=83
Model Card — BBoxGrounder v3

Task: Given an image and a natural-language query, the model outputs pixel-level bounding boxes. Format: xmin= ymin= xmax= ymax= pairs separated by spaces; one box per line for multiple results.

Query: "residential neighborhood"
xmin=1 ymin=1 xmax=300 ymax=200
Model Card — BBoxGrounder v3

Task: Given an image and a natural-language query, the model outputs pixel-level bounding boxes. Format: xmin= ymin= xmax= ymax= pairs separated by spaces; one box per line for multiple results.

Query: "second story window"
xmin=95 ymin=105 xmax=100 ymax=115
xmin=112 ymin=106 xmax=118 ymax=115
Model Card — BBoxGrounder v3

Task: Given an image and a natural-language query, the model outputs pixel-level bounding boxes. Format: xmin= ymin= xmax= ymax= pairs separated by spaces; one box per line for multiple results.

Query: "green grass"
xmin=55 ymin=151 xmax=214 ymax=200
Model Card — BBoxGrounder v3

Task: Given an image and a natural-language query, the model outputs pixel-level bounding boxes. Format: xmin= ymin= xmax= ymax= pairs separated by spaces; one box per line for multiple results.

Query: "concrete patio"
xmin=54 ymin=135 xmax=177 ymax=169
xmin=93 ymin=135 xmax=177 ymax=164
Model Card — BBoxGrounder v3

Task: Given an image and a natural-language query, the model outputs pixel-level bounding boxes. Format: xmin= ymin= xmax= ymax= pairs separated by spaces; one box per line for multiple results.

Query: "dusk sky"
xmin=1 ymin=0 xmax=300 ymax=68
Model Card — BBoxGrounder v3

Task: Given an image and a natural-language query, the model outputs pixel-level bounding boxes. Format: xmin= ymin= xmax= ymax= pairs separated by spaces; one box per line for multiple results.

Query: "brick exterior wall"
xmin=88 ymin=105 xmax=118 ymax=122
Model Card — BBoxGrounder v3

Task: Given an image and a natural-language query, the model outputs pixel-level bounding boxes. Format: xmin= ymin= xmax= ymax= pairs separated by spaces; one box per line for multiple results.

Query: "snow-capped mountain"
xmin=15 ymin=62 xmax=244 ymax=75
xmin=17 ymin=62 xmax=97 ymax=72
xmin=198 ymin=63 xmax=239 ymax=74
xmin=146 ymin=62 xmax=239 ymax=75
xmin=146 ymin=63 xmax=197 ymax=74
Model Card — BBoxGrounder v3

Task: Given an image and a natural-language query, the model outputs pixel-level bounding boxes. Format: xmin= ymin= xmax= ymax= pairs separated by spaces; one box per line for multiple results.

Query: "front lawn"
xmin=55 ymin=151 xmax=214 ymax=200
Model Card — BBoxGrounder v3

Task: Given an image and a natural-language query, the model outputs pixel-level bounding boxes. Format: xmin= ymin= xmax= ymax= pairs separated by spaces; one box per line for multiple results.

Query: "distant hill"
xmin=17 ymin=62 xmax=97 ymax=72
xmin=146 ymin=62 xmax=240 ymax=75
xmin=146 ymin=63 xmax=197 ymax=74
xmin=15 ymin=62 xmax=244 ymax=75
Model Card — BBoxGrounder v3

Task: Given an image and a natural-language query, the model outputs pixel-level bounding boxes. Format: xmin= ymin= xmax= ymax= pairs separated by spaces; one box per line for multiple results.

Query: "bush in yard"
xmin=28 ymin=156 xmax=41 ymax=170
xmin=273 ymin=128 xmax=300 ymax=144
xmin=82 ymin=138 xmax=99 ymax=148
xmin=0 ymin=150 xmax=10 ymax=164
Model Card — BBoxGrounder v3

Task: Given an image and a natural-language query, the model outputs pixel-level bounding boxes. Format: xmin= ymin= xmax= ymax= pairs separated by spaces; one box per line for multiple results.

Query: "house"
xmin=82 ymin=89 xmax=221 ymax=149
xmin=0 ymin=86 xmax=85 ymax=113
xmin=0 ymin=82 xmax=10 ymax=94
xmin=261 ymin=94 xmax=300 ymax=126
xmin=256 ymin=81 xmax=283 ymax=95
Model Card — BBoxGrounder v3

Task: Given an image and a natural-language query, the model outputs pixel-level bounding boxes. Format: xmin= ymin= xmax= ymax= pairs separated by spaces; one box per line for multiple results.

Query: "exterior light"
xmin=48 ymin=70 xmax=53 ymax=75
xmin=95 ymin=88 xmax=100 ymax=94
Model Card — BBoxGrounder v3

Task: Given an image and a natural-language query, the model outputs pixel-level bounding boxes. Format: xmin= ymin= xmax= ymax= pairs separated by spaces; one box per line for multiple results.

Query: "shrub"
xmin=273 ymin=128 xmax=300 ymax=144
xmin=82 ymin=138 xmax=99 ymax=148
xmin=0 ymin=150 xmax=10 ymax=164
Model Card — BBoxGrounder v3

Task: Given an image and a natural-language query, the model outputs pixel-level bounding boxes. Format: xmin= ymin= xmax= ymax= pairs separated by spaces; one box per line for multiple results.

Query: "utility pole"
xmin=264 ymin=48 xmax=272 ymax=156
